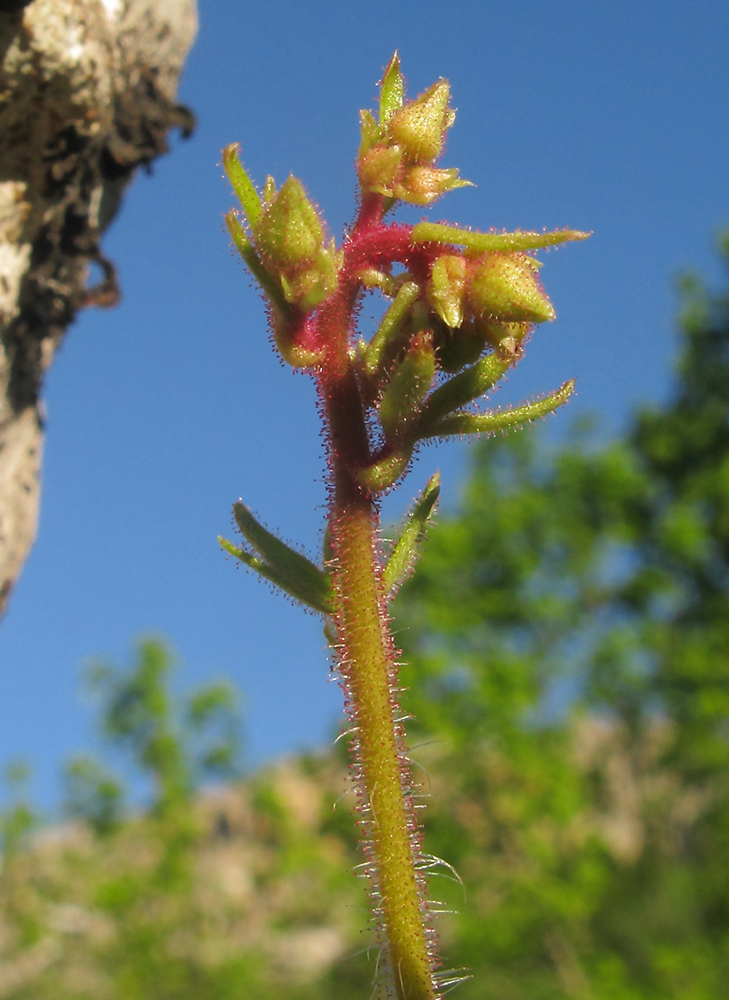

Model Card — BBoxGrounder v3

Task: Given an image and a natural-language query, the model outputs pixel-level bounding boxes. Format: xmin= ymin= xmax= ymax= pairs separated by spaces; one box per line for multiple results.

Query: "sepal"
xmin=225 ymin=210 xmax=291 ymax=315
xmin=427 ymin=254 xmax=467 ymax=328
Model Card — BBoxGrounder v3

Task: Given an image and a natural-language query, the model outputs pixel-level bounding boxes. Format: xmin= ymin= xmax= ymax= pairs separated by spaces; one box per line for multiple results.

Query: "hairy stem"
xmin=317 ymin=243 xmax=436 ymax=999
xmin=325 ymin=399 xmax=435 ymax=1000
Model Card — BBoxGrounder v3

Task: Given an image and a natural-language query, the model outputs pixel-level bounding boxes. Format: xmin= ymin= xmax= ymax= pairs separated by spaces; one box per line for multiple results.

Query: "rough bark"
xmin=0 ymin=0 xmax=197 ymax=617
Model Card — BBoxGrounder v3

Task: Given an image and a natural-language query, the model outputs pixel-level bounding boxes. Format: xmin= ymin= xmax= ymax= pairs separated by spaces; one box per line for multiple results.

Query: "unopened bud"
xmin=394 ymin=165 xmax=471 ymax=206
xmin=255 ymin=176 xmax=324 ymax=269
xmin=427 ymin=255 xmax=466 ymax=328
xmin=387 ymin=81 xmax=453 ymax=164
xmin=466 ymin=254 xmax=555 ymax=324
xmin=357 ymin=145 xmax=403 ymax=197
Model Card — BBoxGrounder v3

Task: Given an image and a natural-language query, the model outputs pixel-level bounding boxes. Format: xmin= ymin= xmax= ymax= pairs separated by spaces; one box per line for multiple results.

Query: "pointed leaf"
xmin=222 ymin=504 xmax=335 ymax=615
xmin=225 ymin=210 xmax=291 ymax=315
xmin=363 ymin=280 xmax=420 ymax=378
xmin=219 ymin=535 xmax=333 ymax=615
xmin=379 ymin=52 xmax=404 ymax=128
xmin=421 ymin=379 xmax=576 ymax=439
xmin=222 ymin=144 xmax=263 ymax=229
xmin=417 ymin=352 xmax=514 ymax=433
xmin=383 ymin=473 xmax=440 ymax=597
xmin=411 ymin=223 xmax=591 ymax=253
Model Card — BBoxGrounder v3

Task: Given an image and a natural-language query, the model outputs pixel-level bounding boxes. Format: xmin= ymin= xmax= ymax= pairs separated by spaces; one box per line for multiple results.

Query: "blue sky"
xmin=1 ymin=0 xmax=728 ymax=808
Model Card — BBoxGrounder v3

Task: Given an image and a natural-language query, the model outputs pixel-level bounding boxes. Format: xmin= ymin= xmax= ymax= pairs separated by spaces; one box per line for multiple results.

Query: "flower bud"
xmin=465 ymin=254 xmax=555 ymax=325
xmin=255 ymin=176 xmax=324 ymax=269
xmin=427 ymin=254 xmax=466 ymax=328
xmin=387 ymin=81 xmax=453 ymax=164
xmin=280 ymin=245 xmax=339 ymax=312
xmin=357 ymin=144 xmax=404 ymax=196
xmin=253 ymin=177 xmax=339 ymax=312
xmin=393 ymin=165 xmax=470 ymax=206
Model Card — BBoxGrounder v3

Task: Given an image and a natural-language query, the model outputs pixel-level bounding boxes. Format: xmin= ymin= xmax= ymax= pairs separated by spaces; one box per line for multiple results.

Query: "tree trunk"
xmin=0 ymin=0 xmax=197 ymax=617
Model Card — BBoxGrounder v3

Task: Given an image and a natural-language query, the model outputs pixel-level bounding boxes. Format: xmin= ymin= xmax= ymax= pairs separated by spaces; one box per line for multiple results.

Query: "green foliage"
xmin=391 ymin=232 xmax=729 ymax=998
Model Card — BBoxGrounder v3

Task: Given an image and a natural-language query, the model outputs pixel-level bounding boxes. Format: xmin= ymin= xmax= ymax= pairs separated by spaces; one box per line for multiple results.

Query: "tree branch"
xmin=0 ymin=0 xmax=197 ymax=616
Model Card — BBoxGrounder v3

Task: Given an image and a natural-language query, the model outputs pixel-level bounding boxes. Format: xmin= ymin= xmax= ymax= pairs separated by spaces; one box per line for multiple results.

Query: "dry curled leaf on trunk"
xmin=0 ymin=0 xmax=198 ymax=617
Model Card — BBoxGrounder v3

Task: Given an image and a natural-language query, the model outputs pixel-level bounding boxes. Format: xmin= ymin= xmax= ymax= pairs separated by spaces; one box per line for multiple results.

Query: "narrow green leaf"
xmin=417 ymin=352 xmax=514 ymax=433
xmin=379 ymin=52 xmax=404 ymax=128
xmin=379 ymin=333 xmax=436 ymax=440
xmin=421 ymin=379 xmax=576 ymax=439
xmin=221 ymin=505 xmax=335 ymax=615
xmin=219 ymin=535 xmax=333 ymax=615
xmin=222 ymin=144 xmax=263 ymax=229
xmin=225 ymin=210 xmax=290 ymax=315
xmin=363 ymin=280 xmax=421 ymax=378
xmin=383 ymin=473 xmax=441 ymax=598
xmin=411 ymin=223 xmax=591 ymax=254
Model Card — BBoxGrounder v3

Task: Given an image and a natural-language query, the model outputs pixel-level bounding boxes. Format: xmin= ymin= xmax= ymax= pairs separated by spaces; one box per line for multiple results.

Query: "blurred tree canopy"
xmin=1 ymin=236 xmax=729 ymax=998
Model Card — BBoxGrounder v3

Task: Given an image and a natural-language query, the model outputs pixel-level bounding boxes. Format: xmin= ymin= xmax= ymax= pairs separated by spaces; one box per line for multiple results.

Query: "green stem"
xmin=318 ymin=296 xmax=436 ymax=1000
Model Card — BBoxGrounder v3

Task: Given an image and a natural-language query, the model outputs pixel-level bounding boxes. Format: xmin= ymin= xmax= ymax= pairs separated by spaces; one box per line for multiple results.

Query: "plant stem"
xmin=317 ymin=247 xmax=437 ymax=999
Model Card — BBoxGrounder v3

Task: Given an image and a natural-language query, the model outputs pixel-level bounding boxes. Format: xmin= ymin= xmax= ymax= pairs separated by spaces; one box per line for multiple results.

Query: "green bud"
xmin=379 ymin=330 xmax=436 ymax=439
xmin=255 ymin=176 xmax=324 ymax=269
xmin=466 ymin=254 xmax=555 ymax=324
xmin=387 ymin=81 xmax=453 ymax=164
xmin=427 ymin=254 xmax=466 ymax=328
